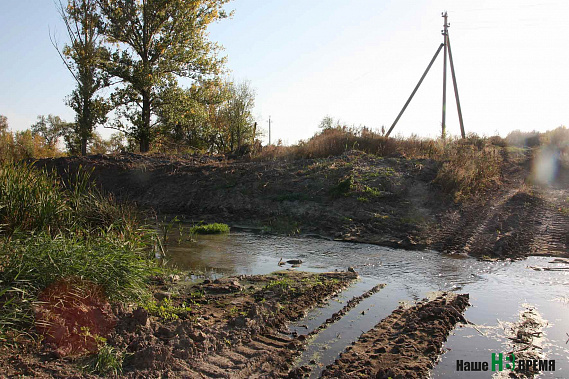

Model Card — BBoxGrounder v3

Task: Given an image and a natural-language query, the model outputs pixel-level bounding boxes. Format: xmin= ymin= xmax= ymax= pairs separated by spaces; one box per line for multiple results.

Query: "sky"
xmin=1 ymin=0 xmax=568 ymax=145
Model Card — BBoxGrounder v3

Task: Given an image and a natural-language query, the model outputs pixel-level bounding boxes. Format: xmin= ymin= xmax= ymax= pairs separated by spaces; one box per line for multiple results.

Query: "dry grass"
xmin=253 ymin=128 xmax=506 ymax=202
xmin=254 ymin=128 xmax=441 ymax=161
xmin=434 ymin=138 xmax=503 ymax=201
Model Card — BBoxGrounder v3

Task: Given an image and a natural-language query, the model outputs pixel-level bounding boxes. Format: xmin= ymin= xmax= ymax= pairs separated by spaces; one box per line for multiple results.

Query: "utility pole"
xmin=386 ymin=12 xmax=466 ymax=139
xmin=441 ymin=11 xmax=449 ymax=140
xmin=386 ymin=43 xmax=443 ymax=137
xmin=268 ymin=116 xmax=271 ymax=146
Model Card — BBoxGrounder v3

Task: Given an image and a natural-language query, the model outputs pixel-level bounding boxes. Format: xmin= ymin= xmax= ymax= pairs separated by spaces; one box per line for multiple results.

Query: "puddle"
xmin=163 ymin=230 xmax=569 ymax=377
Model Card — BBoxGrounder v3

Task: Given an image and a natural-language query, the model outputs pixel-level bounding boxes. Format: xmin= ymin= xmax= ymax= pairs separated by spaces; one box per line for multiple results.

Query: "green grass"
xmin=330 ymin=175 xmax=354 ymax=197
xmin=143 ymin=298 xmax=192 ymax=321
xmin=0 ymin=161 xmax=157 ymax=341
xmin=189 ymin=223 xmax=230 ymax=234
xmin=0 ymin=162 xmax=65 ymax=235
xmin=0 ymin=162 xmax=141 ymax=238
xmin=83 ymin=336 xmax=124 ymax=376
xmin=263 ymin=277 xmax=294 ymax=294
xmin=0 ymin=232 xmax=155 ymax=336
xmin=362 ymin=185 xmax=386 ymax=198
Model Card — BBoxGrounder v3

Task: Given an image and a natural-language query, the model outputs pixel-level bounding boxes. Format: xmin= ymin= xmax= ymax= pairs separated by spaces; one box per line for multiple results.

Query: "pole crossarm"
xmin=385 ymin=43 xmax=444 ymax=138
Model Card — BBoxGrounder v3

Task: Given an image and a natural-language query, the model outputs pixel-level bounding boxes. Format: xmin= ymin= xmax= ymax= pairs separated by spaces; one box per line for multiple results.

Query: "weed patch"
xmin=330 ymin=175 xmax=354 ymax=197
xmin=189 ymin=223 xmax=230 ymax=234
xmin=143 ymin=298 xmax=192 ymax=321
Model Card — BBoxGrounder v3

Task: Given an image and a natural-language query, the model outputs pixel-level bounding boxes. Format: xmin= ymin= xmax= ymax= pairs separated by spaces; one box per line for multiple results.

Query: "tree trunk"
xmin=81 ymin=137 xmax=87 ymax=156
xmin=140 ymin=92 xmax=151 ymax=153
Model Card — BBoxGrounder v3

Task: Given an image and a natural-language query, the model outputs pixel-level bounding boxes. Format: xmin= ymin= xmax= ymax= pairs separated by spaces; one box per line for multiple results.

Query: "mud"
xmin=320 ymin=293 xmax=470 ymax=379
xmin=495 ymin=305 xmax=547 ymax=379
xmin=1 ymin=271 xmax=359 ymax=378
xmin=1 ymin=272 xmax=475 ymax=378
xmin=35 ymin=150 xmax=569 ymax=260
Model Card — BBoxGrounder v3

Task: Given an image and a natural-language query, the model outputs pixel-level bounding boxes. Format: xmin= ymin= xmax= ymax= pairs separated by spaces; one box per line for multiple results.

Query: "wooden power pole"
xmin=386 ymin=12 xmax=466 ymax=139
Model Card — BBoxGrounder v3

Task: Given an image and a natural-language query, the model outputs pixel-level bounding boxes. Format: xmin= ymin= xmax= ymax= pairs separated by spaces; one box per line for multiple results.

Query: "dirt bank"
xmin=320 ymin=293 xmax=470 ymax=379
xmin=35 ymin=150 xmax=569 ymax=259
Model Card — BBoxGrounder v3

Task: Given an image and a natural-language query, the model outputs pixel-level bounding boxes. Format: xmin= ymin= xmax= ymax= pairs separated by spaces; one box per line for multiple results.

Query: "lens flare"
xmin=532 ymin=148 xmax=559 ymax=186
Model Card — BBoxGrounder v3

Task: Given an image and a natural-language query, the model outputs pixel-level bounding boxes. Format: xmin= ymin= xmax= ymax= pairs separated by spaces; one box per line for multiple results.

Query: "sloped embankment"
xmin=36 ymin=151 xmax=445 ymax=250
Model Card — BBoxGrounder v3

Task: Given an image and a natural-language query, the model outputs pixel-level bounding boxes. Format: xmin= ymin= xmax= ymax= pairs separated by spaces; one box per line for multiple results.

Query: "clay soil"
xmin=35 ymin=149 xmax=569 ymax=259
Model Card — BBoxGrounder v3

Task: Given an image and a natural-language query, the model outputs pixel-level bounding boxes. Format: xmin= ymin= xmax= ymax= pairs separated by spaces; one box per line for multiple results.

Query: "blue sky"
xmin=1 ymin=0 xmax=568 ymax=144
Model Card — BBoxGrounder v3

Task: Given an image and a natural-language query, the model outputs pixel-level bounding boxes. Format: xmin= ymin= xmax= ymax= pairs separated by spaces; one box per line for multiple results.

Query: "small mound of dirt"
xmin=110 ymin=270 xmax=358 ymax=377
xmin=34 ymin=277 xmax=117 ymax=357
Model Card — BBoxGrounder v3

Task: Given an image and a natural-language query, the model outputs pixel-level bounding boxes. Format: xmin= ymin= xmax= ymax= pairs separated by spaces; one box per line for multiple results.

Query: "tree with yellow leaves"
xmin=97 ymin=0 xmax=231 ymax=152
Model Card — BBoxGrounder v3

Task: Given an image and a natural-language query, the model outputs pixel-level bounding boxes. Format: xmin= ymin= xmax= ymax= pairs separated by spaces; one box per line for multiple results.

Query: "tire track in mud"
xmin=320 ymin=293 xmax=470 ymax=379
xmin=461 ymin=189 xmax=521 ymax=255
xmin=529 ymin=201 xmax=569 ymax=256
xmin=304 ymin=283 xmax=386 ymax=338
xmin=432 ymin=151 xmax=569 ymax=259
xmin=189 ymin=332 xmax=298 ymax=378
xmin=287 ymin=283 xmax=387 ymax=377
xmin=434 ymin=185 xmax=569 ymax=259
xmin=185 ymin=282 xmax=388 ymax=378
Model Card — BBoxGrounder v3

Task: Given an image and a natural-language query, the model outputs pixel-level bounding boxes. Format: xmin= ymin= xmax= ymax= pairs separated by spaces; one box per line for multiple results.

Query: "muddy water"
xmin=164 ymin=231 xmax=569 ymax=378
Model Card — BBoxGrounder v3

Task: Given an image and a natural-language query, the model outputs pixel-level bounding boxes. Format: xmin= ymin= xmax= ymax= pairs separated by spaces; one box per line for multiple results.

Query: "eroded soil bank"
xmin=35 ymin=150 xmax=569 ymax=259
